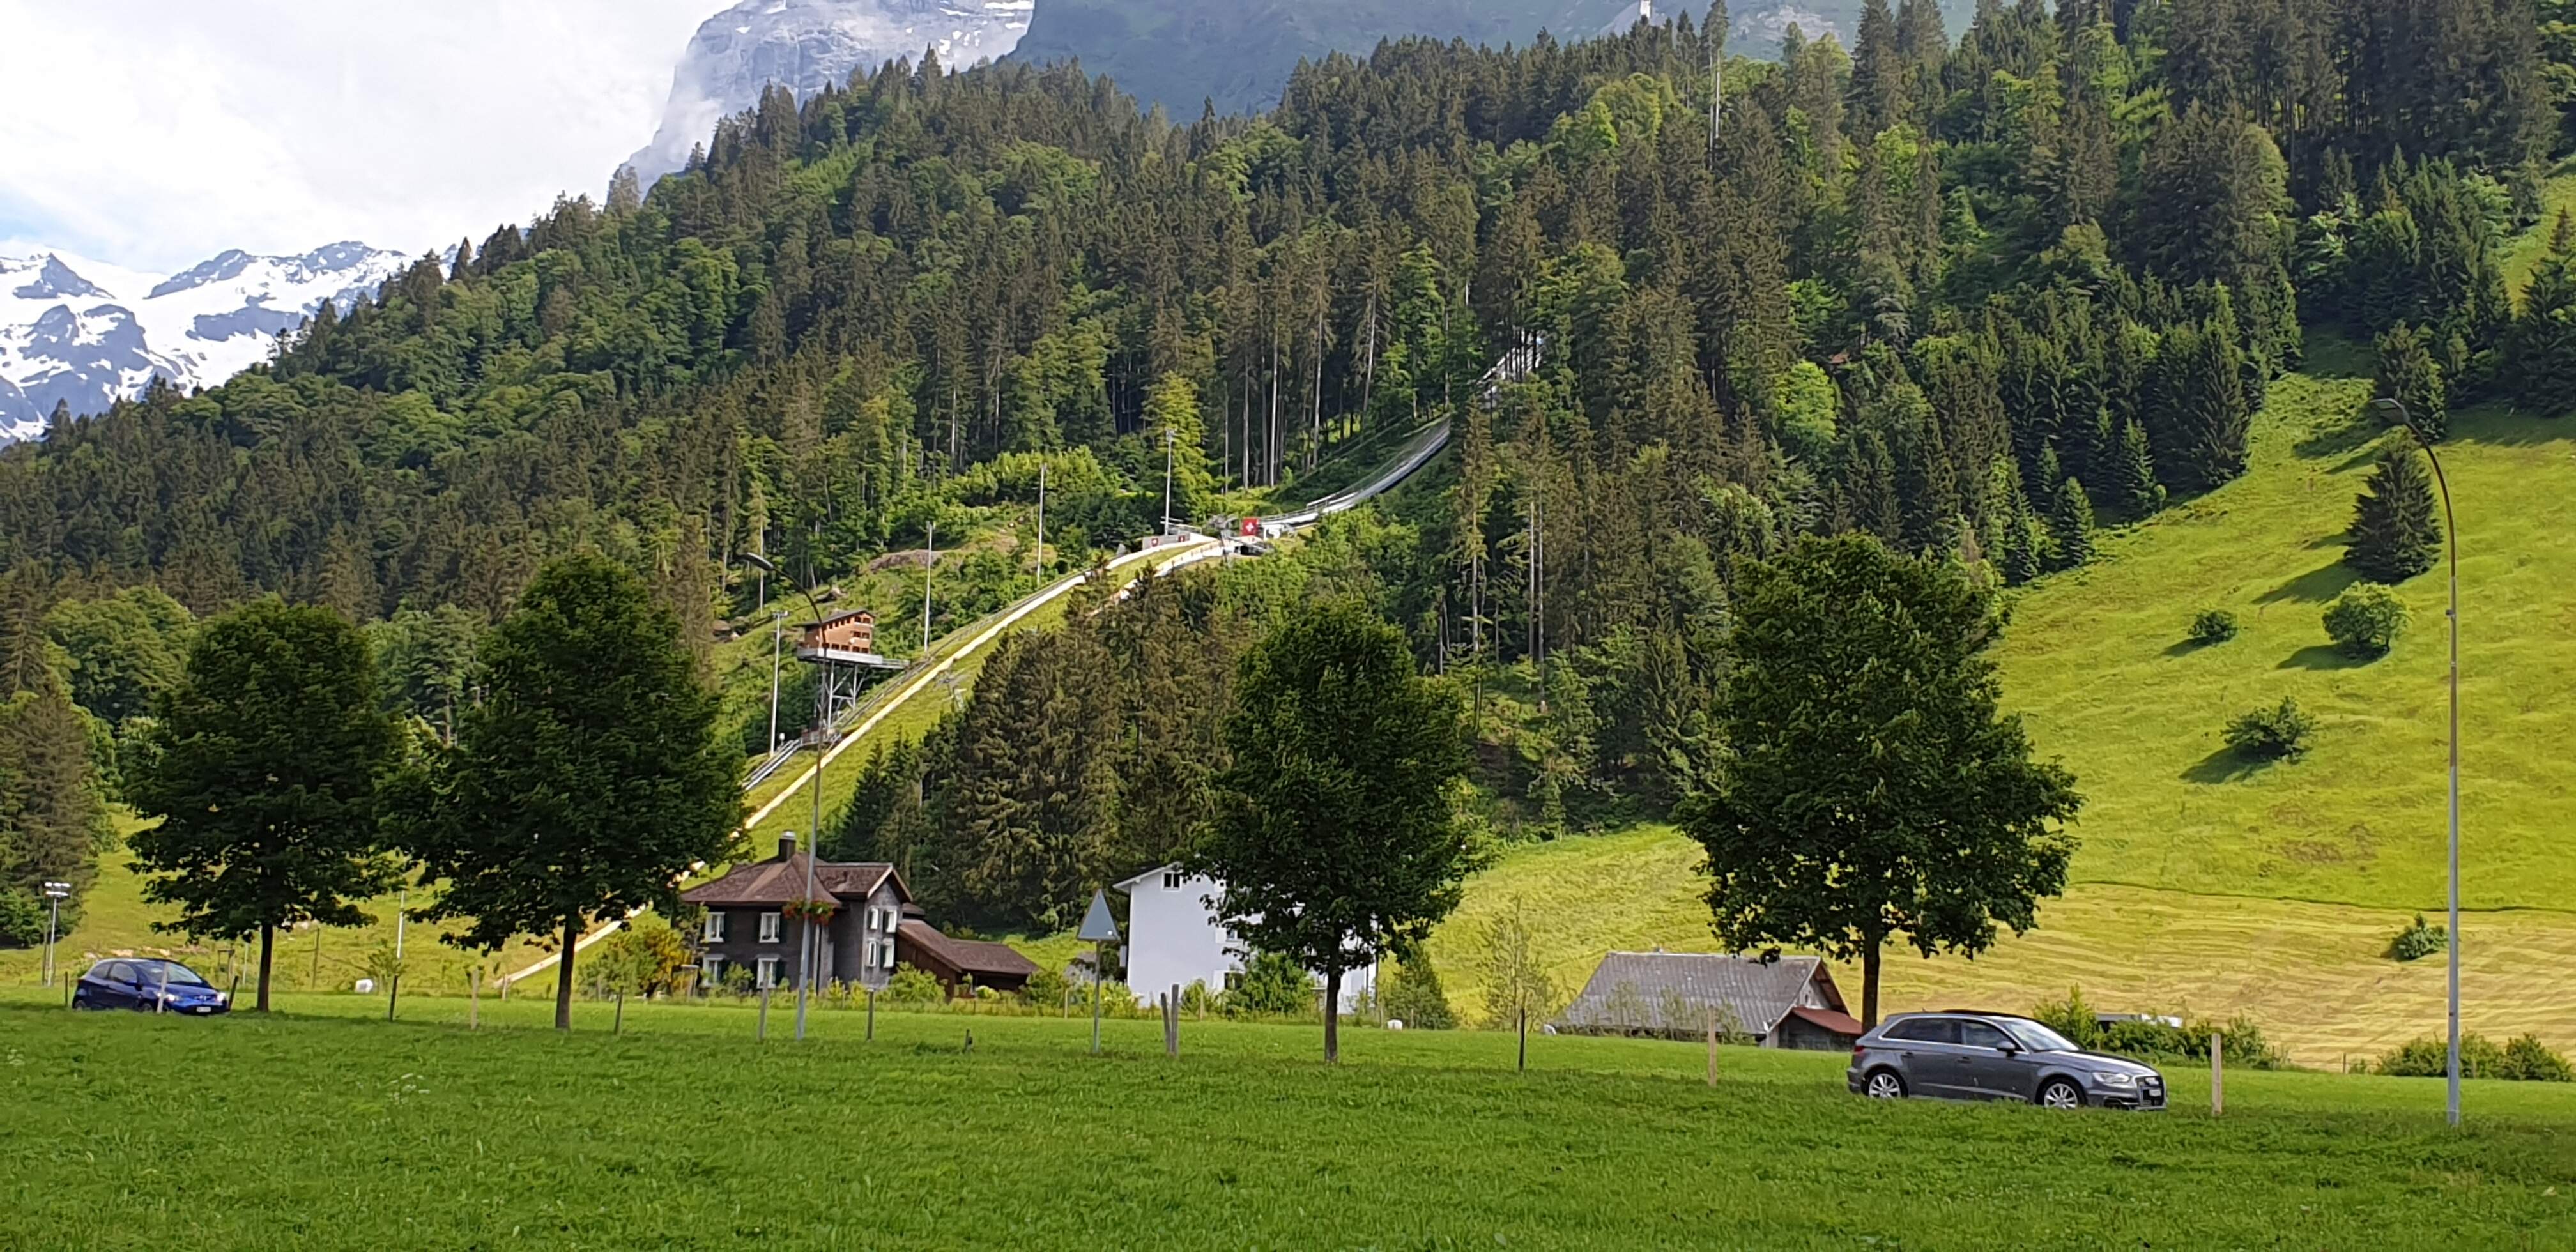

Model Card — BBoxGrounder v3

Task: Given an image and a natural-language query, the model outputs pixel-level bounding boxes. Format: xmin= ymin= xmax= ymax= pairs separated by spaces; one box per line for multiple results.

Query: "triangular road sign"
xmin=1077 ymin=888 xmax=1121 ymax=942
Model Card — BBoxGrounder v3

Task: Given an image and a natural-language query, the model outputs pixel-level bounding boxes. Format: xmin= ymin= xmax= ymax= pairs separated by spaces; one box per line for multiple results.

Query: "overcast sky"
xmin=0 ymin=0 xmax=720 ymax=274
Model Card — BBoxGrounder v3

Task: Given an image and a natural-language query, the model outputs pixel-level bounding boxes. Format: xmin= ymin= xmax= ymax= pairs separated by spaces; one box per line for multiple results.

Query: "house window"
xmin=702 ymin=912 xmax=727 ymax=943
xmin=757 ymin=956 xmax=780 ymax=988
xmin=882 ymin=940 xmax=896 ymax=969
xmin=758 ymin=912 xmax=782 ymax=943
xmin=701 ymin=955 xmax=724 ymax=986
xmin=1163 ymin=870 xmax=1183 ymax=890
xmin=864 ymin=938 xmax=877 ymax=969
xmin=867 ymin=906 xmax=882 ymax=931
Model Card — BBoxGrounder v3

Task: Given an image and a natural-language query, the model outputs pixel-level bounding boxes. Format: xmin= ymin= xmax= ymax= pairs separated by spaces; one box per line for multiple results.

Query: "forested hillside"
xmin=5 ymin=0 xmax=2574 ymax=943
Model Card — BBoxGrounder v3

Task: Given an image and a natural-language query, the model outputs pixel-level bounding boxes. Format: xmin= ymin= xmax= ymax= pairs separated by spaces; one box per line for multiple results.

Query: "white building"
xmin=1112 ymin=863 xmax=1376 ymax=1014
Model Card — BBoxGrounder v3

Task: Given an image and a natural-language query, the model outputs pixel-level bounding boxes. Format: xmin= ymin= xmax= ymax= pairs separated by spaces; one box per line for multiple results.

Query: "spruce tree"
xmin=2050 ymin=477 xmax=2097 ymax=569
xmin=2510 ymin=210 xmax=2576 ymax=416
xmin=2373 ymin=323 xmax=2449 ymax=442
xmin=2344 ymin=442 xmax=2442 ymax=583
xmin=2154 ymin=317 xmax=2251 ymax=492
xmin=2113 ymin=418 xmax=2165 ymax=515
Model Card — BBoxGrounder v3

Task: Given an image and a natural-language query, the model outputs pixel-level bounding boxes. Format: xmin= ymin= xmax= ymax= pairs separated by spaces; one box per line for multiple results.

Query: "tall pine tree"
xmin=2344 ymin=441 xmax=2442 ymax=583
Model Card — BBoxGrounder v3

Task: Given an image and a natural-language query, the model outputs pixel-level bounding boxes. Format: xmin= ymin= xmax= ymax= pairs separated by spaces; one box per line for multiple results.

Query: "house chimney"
xmin=779 ymin=835 xmax=799 ymax=861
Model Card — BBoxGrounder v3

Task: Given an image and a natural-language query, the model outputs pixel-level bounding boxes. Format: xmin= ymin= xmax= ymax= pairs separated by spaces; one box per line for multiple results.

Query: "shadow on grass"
xmin=2256 ymin=562 xmax=2361 ymax=605
xmin=2445 ymin=404 xmax=2576 ymax=448
xmin=2163 ymin=637 xmax=2228 ymax=657
xmin=2296 ymin=414 xmax=2384 ymax=462
xmin=2183 ymin=747 xmax=2267 ymax=784
xmin=2280 ymin=645 xmax=2368 ymax=671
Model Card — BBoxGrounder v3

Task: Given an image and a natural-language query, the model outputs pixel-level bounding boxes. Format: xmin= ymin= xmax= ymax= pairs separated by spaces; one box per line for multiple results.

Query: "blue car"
xmin=72 ymin=958 xmax=231 ymax=1015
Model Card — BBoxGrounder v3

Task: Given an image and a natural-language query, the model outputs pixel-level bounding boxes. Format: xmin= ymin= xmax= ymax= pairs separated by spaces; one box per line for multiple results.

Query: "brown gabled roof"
xmin=679 ymin=851 xmax=910 ymax=908
xmin=896 ymin=920 xmax=1038 ymax=980
xmin=1787 ymin=1005 xmax=1864 ymax=1037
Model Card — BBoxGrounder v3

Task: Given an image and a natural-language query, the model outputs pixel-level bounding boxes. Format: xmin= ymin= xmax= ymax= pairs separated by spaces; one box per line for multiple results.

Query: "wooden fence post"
xmin=1170 ymin=983 xmax=1181 ymax=1056
xmin=2211 ymin=1031 xmax=2225 ymax=1116
xmin=469 ymin=970 xmax=480 ymax=1030
xmin=1706 ymin=1005 xmax=1719 ymax=1087
xmin=866 ymin=989 xmax=876 ymax=1041
xmin=613 ymin=992 xmax=625 ymax=1035
xmin=758 ymin=987 xmax=770 ymax=1042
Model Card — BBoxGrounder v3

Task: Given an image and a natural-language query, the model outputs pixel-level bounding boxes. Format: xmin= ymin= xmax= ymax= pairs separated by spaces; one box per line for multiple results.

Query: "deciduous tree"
xmin=1683 ymin=535 xmax=2081 ymax=1027
xmin=1192 ymin=599 xmax=1475 ymax=1062
xmin=127 ymin=600 xmax=401 ymax=1010
xmin=404 ymin=554 xmax=740 ymax=1031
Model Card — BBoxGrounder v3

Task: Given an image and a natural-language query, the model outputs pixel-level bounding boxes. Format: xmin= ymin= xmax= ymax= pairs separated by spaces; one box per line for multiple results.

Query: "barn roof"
xmin=896 ymin=920 xmax=1039 ymax=980
xmin=1557 ymin=951 xmax=1846 ymax=1037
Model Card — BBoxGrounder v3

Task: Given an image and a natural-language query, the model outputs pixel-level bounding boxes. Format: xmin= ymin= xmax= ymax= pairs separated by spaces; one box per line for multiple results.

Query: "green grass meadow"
xmin=4 ymin=993 xmax=2574 ymax=1249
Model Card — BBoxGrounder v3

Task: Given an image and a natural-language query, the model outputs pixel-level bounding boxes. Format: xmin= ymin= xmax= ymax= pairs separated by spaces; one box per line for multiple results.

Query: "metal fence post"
xmin=866 ymin=989 xmax=876 ymax=1041
xmin=758 ymin=987 xmax=770 ymax=1042
xmin=1706 ymin=1006 xmax=1718 ymax=1087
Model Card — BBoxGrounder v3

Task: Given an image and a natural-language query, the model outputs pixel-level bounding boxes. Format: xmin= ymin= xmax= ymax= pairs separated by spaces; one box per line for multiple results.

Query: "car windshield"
xmin=142 ymin=963 xmax=211 ymax=987
xmin=1998 ymin=1019 xmax=2082 ymax=1051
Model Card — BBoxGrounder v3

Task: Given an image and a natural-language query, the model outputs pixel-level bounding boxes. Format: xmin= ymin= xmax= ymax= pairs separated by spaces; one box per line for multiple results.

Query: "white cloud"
xmin=0 ymin=0 xmax=719 ymax=273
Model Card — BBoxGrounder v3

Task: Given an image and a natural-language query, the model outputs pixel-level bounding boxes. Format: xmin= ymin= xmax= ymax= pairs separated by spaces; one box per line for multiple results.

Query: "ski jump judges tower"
xmin=794 ymin=609 xmax=905 ymax=741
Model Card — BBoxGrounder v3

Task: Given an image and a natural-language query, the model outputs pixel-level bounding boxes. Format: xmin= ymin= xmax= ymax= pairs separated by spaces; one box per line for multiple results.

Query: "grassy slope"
xmin=1436 ymin=337 xmax=2576 ymax=1066
xmin=0 ymin=818 xmax=555 ymax=996
xmin=2497 ymin=164 xmax=2576 ymax=300
xmin=5 ymin=997 xmax=2573 ymax=1249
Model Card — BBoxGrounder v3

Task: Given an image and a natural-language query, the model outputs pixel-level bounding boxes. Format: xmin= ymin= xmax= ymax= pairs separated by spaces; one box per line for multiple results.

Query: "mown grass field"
xmin=1436 ymin=337 xmax=2576 ymax=1065
xmin=4 ymin=994 xmax=2573 ymax=1250
xmin=1430 ymin=825 xmax=2576 ymax=1068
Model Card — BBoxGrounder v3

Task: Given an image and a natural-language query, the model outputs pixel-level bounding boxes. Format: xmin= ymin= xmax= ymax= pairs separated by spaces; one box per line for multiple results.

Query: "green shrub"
xmin=2322 ymin=584 xmax=2411 ymax=659
xmin=1179 ymin=979 xmax=1222 ymax=1018
xmin=2377 ymin=1033 xmax=2575 ymax=1081
xmin=2188 ymin=609 xmax=2240 ymax=645
xmin=1225 ymin=950 xmax=1318 ymax=1018
xmin=884 ymin=965 xmax=946 ymax=1005
xmin=2388 ymin=913 xmax=2448 ymax=962
xmin=1381 ymin=948 xmax=1458 ymax=1029
xmin=2027 ymin=986 xmax=2287 ymax=1069
xmin=1019 ymin=966 xmax=1075 ymax=1011
xmin=2225 ymin=697 xmax=2317 ymax=761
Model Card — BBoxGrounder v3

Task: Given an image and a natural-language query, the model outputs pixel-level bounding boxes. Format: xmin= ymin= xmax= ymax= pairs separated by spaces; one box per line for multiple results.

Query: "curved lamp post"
xmin=2373 ymin=395 xmax=2461 ymax=1127
xmin=737 ymin=551 xmax=827 ymax=1042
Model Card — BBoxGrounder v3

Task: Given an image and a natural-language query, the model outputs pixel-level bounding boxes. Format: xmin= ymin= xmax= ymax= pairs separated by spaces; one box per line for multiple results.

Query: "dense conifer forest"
xmin=5 ymin=0 xmax=2574 ymax=933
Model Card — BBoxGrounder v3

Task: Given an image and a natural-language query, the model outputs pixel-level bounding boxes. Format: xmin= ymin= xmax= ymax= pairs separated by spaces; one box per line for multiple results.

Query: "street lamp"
xmin=2373 ymin=395 xmax=2462 ymax=1127
xmin=42 ymin=880 xmax=70 ymax=987
xmin=737 ymin=551 xmax=828 ymax=1042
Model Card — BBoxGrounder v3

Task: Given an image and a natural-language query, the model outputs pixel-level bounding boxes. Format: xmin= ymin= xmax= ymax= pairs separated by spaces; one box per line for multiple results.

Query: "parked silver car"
xmin=1846 ymin=1011 xmax=2166 ymax=1110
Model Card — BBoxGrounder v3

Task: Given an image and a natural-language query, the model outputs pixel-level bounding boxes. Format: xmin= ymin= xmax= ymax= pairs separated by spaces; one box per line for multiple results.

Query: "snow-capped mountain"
xmin=625 ymin=0 xmax=1035 ymax=188
xmin=0 ymin=243 xmax=412 ymax=443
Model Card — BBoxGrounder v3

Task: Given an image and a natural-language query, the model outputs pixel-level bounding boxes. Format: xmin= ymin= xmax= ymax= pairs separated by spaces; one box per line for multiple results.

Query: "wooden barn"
xmin=1556 ymin=950 xmax=1863 ymax=1050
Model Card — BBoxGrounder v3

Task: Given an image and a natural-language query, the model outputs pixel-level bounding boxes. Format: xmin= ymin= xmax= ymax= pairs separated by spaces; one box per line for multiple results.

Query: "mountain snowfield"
xmin=625 ymin=0 xmax=1036 ymax=187
xmin=0 ymin=243 xmax=412 ymax=443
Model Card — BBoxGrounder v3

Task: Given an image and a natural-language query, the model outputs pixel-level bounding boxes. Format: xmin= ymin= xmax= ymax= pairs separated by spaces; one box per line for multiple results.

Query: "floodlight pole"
xmin=2375 ymin=395 xmax=2462 ymax=1127
xmin=735 ymin=550 xmax=831 ymax=1044
xmin=922 ymin=521 xmax=937 ymax=655
xmin=767 ymin=610 xmax=785 ymax=752
xmin=1162 ymin=426 xmax=1175 ymax=536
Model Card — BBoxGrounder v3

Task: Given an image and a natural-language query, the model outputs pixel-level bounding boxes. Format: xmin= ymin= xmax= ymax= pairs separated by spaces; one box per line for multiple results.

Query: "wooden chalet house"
xmin=679 ymin=836 xmax=910 ymax=992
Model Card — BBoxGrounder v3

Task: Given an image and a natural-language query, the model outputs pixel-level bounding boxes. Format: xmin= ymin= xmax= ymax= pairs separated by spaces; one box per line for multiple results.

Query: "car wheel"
xmin=1864 ymin=1070 xmax=1907 ymax=1099
xmin=2037 ymin=1078 xmax=2085 ymax=1109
